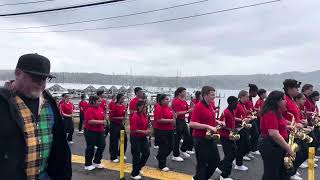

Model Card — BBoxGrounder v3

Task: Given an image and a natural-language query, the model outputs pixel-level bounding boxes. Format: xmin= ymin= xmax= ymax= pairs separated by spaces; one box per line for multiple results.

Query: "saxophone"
xmin=311 ymin=111 xmax=320 ymax=127
xmin=229 ymin=130 xmax=241 ymax=141
xmin=206 ymin=124 xmax=222 ymax=140
xmin=284 ymin=112 xmax=300 ymax=170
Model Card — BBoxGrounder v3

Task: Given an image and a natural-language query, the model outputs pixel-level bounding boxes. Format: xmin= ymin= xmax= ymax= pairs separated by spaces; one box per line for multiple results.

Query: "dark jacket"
xmin=0 ymin=88 xmax=72 ymax=180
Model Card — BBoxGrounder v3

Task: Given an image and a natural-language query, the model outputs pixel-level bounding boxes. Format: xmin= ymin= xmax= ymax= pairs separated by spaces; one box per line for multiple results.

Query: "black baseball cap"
xmin=16 ymin=53 xmax=55 ymax=78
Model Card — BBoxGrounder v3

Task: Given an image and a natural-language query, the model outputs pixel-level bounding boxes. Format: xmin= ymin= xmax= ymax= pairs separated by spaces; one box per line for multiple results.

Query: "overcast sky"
xmin=0 ymin=0 xmax=318 ymax=76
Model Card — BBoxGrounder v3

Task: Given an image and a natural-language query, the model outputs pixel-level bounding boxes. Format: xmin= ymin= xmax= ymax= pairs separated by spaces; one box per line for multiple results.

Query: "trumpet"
xmin=311 ymin=112 xmax=320 ymax=127
xmin=229 ymin=130 xmax=241 ymax=141
xmin=284 ymin=112 xmax=300 ymax=170
xmin=241 ymin=121 xmax=252 ymax=129
xmin=206 ymin=125 xmax=222 ymax=140
xmin=296 ymin=129 xmax=313 ymax=144
xmin=249 ymin=111 xmax=258 ymax=119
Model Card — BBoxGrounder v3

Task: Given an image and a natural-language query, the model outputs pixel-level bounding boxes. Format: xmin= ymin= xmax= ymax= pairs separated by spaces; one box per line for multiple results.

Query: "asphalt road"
xmin=71 ymin=132 xmax=320 ymax=180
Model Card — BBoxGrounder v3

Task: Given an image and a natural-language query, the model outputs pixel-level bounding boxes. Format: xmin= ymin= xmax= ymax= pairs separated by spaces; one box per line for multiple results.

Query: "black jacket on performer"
xmin=0 ymin=88 xmax=72 ymax=180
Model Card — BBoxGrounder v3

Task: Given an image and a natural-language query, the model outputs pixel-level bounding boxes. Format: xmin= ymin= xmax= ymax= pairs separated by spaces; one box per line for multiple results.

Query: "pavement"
xmin=70 ymin=131 xmax=320 ymax=180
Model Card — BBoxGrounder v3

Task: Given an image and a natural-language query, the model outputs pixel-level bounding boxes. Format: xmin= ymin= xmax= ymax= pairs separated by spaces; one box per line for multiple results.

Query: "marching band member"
xmin=281 ymin=79 xmax=305 ymax=180
xmin=218 ymin=96 xmax=239 ymax=180
xmin=84 ymin=96 xmax=106 ymax=171
xmin=78 ymin=94 xmax=89 ymax=134
xmin=154 ymin=94 xmax=176 ymax=172
xmin=109 ymin=94 xmax=128 ymax=163
xmin=244 ymin=84 xmax=260 ymax=157
xmin=258 ymin=91 xmax=292 ymax=180
xmin=172 ymin=87 xmax=193 ymax=161
xmin=190 ymin=86 xmax=224 ymax=180
xmin=153 ymin=94 xmax=162 ymax=149
xmin=254 ymin=89 xmax=267 ymax=133
xmin=129 ymin=87 xmax=144 ymax=121
xmin=234 ymin=90 xmax=252 ymax=171
xmin=60 ymin=94 xmax=75 ymax=144
xmin=307 ymin=91 xmax=320 ymax=159
xmin=130 ymin=101 xmax=151 ymax=180
xmin=97 ymin=89 xmax=107 ymax=112
xmin=186 ymin=91 xmax=202 ymax=154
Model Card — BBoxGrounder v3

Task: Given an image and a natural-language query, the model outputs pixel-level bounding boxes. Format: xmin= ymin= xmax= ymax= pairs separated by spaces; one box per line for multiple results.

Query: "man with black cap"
xmin=0 ymin=53 xmax=72 ymax=180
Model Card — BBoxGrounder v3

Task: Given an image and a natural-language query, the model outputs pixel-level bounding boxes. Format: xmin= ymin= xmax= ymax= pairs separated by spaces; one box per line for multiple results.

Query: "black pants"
xmin=79 ymin=112 xmax=84 ymax=132
xmin=84 ymin=129 xmax=106 ymax=166
xmin=187 ymin=127 xmax=194 ymax=151
xmin=219 ymin=137 xmax=236 ymax=178
xmin=236 ymin=128 xmax=250 ymax=166
xmin=63 ymin=116 xmax=74 ymax=142
xmin=109 ymin=121 xmax=127 ymax=160
xmin=308 ymin=131 xmax=320 ymax=149
xmin=250 ymin=120 xmax=259 ymax=152
xmin=104 ymin=124 xmax=109 ymax=138
xmin=173 ymin=119 xmax=192 ymax=157
xmin=256 ymin=118 xmax=261 ymax=134
xmin=155 ymin=129 xmax=174 ymax=169
xmin=130 ymin=136 xmax=150 ymax=176
xmin=154 ymin=127 xmax=159 ymax=147
xmin=293 ymin=139 xmax=308 ymax=174
xmin=193 ymin=137 xmax=220 ymax=180
xmin=258 ymin=136 xmax=290 ymax=180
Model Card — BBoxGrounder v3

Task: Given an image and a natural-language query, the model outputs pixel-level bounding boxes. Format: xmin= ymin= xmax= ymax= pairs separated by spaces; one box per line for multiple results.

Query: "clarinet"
xmin=146 ymin=105 xmax=152 ymax=147
xmin=216 ymin=99 xmax=221 ymax=120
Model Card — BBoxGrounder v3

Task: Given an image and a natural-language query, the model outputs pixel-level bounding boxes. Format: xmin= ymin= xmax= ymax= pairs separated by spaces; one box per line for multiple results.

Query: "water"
xmin=0 ymin=80 xmax=241 ymax=110
xmin=2 ymin=80 xmax=318 ymax=111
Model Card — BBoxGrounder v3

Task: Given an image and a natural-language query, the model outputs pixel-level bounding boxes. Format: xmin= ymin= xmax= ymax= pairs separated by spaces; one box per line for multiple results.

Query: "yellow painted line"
xmin=72 ymin=155 xmax=193 ymax=180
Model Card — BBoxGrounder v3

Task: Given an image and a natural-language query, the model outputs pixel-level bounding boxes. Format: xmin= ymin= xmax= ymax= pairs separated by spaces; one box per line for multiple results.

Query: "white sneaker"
xmin=181 ymin=152 xmax=191 ymax=158
xmin=290 ymin=175 xmax=302 ymax=180
xmin=68 ymin=141 xmax=74 ymax=144
xmin=84 ymin=165 xmax=95 ymax=171
xmin=161 ymin=167 xmax=170 ymax=172
xmin=131 ymin=175 xmax=142 ymax=180
xmin=78 ymin=130 xmax=84 ymax=134
xmin=299 ymin=162 xmax=308 ymax=169
xmin=172 ymin=156 xmax=184 ymax=162
xmin=243 ymin=156 xmax=251 ymax=161
xmin=93 ymin=163 xmax=104 ymax=169
xmin=234 ymin=165 xmax=248 ymax=171
xmin=251 ymin=150 xmax=260 ymax=155
xmin=112 ymin=159 xmax=119 ymax=163
xmin=215 ymin=168 xmax=222 ymax=174
xmin=220 ymin=176 xmax=233 ymax=180
xmin=153 ymin=145 xmax=159 ymax=149
xmin=247 ymin=153 xmax=255 ymax=159
xmin=180 ymin=139 xmax=184 ymax=143
xmin=186 ymin=150 xmax=195 ymax=155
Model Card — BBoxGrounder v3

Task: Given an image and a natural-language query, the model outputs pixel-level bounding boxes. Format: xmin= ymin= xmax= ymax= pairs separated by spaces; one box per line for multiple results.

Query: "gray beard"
xmin=29 ymin=91 xmax=42 ymax=99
